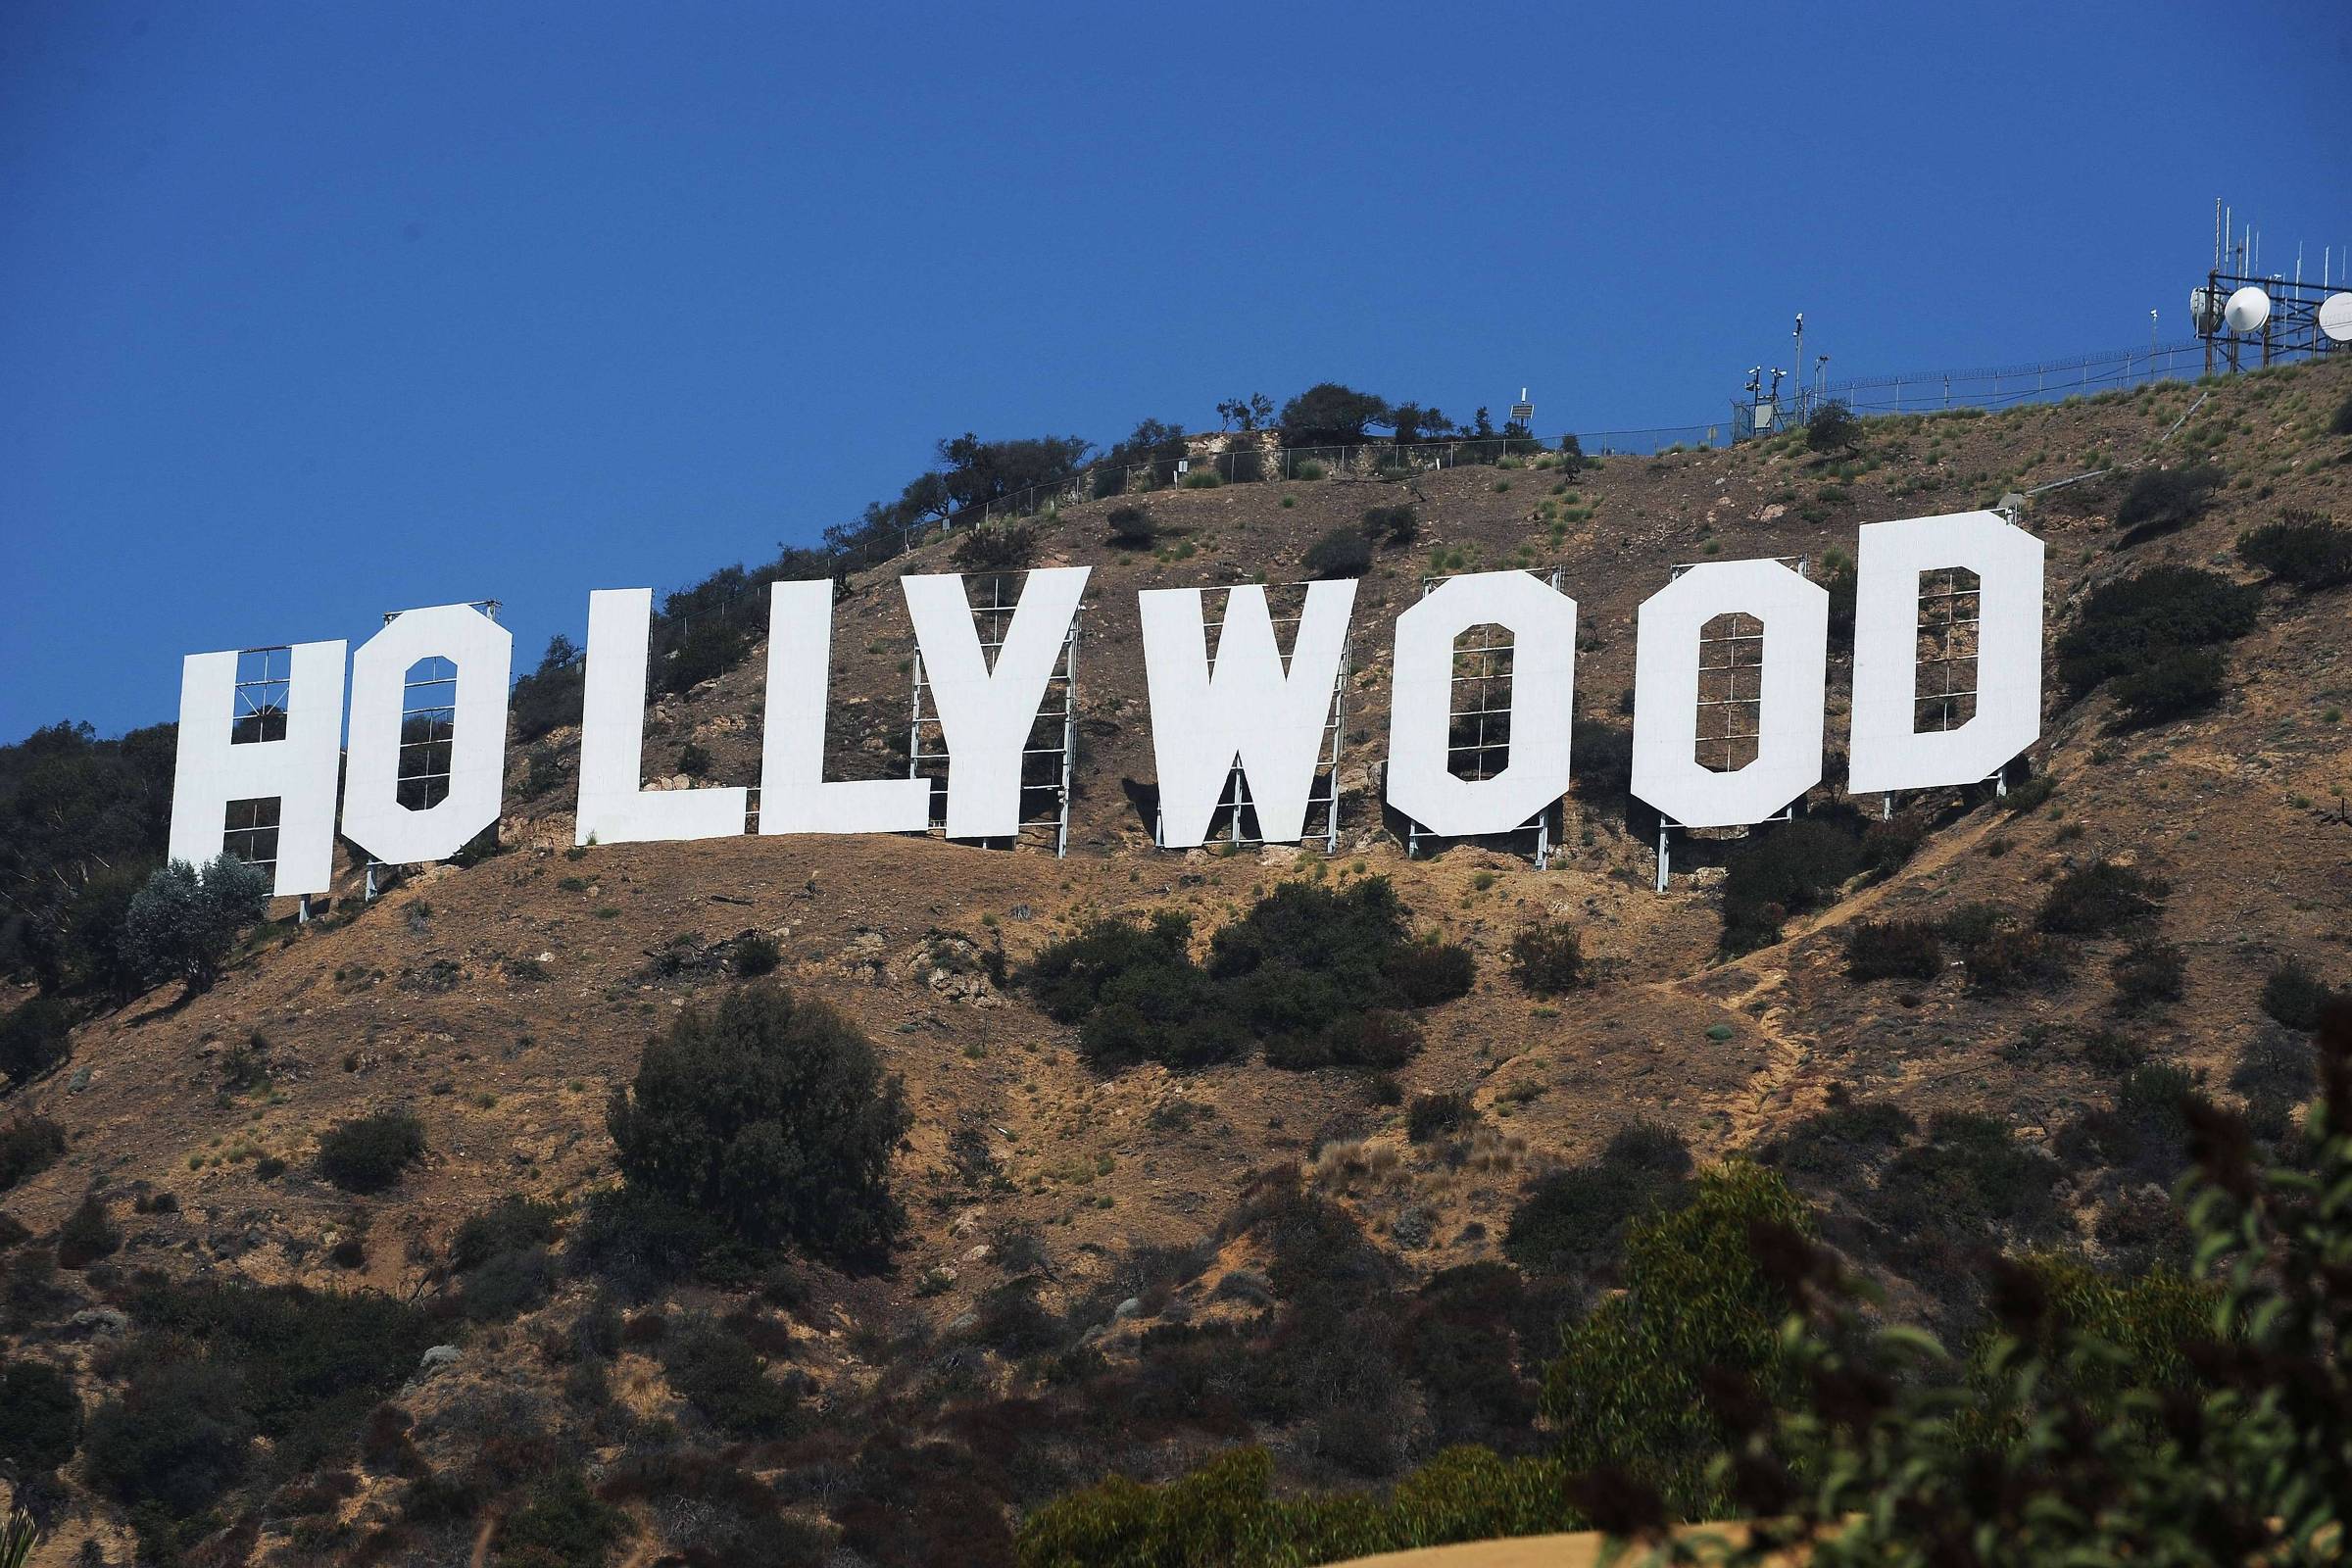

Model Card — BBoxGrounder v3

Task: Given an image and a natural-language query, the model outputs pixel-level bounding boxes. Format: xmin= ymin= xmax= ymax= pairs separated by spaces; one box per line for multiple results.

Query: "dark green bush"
xmin=0 ymin=1357 xmax=79 ymax=1472
xmin=1504 ymin=1122 xmax=1690 ymax=1281
xmin=1761 ymin=1096 xmax=1915 ymax=1178
xmin=1805 ymin=401 xmax=1858 ymax=455
xmin=1105 ymin=505 xmax=1154 ymax=547
xmin=1871 ymin=1112 xmax=2063 ymax=1284
xmin=2054 ymin=564 xmax=2259 ymax=697
xmin=1505 ymin=922 xmax=1586 ymax=996
xmin=451 ymin=1195 xmax=563 ymax=1272
xmin=951 ymin=522 xmax=1038 ymax=573
xmin=1029 ymin=881 xmax=1469 ymax=1073
xmin=86 ymin=1354 xmax=255 ymax=1516
xmin=55 ymin=1192 xmax=119 ymax=1269
xmin=660 ymin=1320 xmax=805 ymax=1439
xmin=1407 ymin=1092 xmax=1474 ymax=1143
xmin=511 ymin=636 xmax=586 ymax=743
xmin=2036 ymin=859 xmax=2168 ymax=935
xmin=2109 ymin=938 xmax=2185 ymax=1013
xmin=2236 ymin=509 xmax=2352 ymax=589
xmin=608 ymin=983 xmax=910 ymax=1261
xmin=1359 ymin=505 xmax=1419 ymax=547
xmin=2260 ymin=957 xmax=2337 ymax=1031
xmin=1303 ymin=528 xmax=1374 ymax=579
xmin=2113 ymin=464 xmax=2222 ymax=539
xmin=0 ymin=996 xmax=73 ymax=1089
xmin=2335 ymin=388 xmax=2352 ymax=436
xmin=494 ymin=1467 xmax=628 ymax=1568
xmin=1843 ymin=918 xmax=1944 ymax=981
xmin=1719 ymin=819 xmax=1864 ymax=953
xmin=317 ymin=1109 xmax=425 ymax=1194
xmin=2110 ymin=645 xmax=2229 ymax=725
xmin=0 ymin=1115 xmax=66 ymax=1192
xmin=732 ymin=930 xmax=780 ymax=978
xmin=1951 ymin=912 xmax=2068 ymax=992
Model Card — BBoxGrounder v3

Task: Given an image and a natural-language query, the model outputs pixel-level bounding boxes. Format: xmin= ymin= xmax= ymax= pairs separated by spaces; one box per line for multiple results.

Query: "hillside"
xmin=3 ymin=358 xmax=2349 ymax=1567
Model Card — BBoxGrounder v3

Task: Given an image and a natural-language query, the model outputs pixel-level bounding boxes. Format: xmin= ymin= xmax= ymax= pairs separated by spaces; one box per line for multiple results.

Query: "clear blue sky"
xmin=3 ymin=1 xmax=2344 ymax=740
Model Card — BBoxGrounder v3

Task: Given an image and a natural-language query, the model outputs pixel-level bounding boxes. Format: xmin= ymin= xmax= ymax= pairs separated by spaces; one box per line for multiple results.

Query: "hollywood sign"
xmin=166 ymin=511 xmax=2043 ymax=897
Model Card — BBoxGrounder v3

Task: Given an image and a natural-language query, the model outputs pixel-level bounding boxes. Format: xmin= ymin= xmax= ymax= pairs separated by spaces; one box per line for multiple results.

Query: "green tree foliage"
xmin=1105 ymin=505 xmax=1155 ymax=547
xmin=0 ymin=719 xmax=176 ymax=991
xmin=950 ymin=521 xmax=1039 ymax=573
xmin=511 ymin=634 xmax=586 ymax=743
xmin=55 ymin=1190 xmax=120 ymax=1269
xmin=1359 ymin=505 xmax=1420 ymax=547
xmin=316 ymin=1109 xmax=426 ymax=1194
xmin=607 ymin=983 xmax=910 ymax=1262
xmin=1804 ymin=400 xmax=1858 ymax=455
xmin=2035 ymin=858 xmax=2167 ymax=935
xmin=2261 ymin=957 xmax=2340 ymax=1032
xmin=1541 ymin=1162 xmax=1813 ymax=1515
xmin=2236 ymin=509 xmax=2352 ymax=590
xmin=2054 ymin=564 xmax=2259 ymax=701
xmin=1278 ymin=383 xmax=1391 ymax=445
xmin=1217 ymin=394 xmax=1275 ymax=432
xmin=1015 ymin=1444 xmax=1583 ymax=1568
xmin=494 ymin=1468 xmax=629 ymax=1568
xmin=1842 ymin=919 xmax=1944 ymax=981
xmin=123 ymin=854 xmax=270 ymax=993
xmin=1703 ymin=1004 xmax=2352 ymax=1568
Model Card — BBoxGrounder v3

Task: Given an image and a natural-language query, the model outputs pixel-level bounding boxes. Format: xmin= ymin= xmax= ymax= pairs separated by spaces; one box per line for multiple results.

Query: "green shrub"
xmin=1719 ymin=819 xmax=1863 ymax=953
xmin=2036 ymin=859 xmax=2167 ymax=935
xmin=317 ymin=1109 xmax=425 ymax=1194
xmin=2110 ymin=645 xmax=2229 ymax=725
xmin=1761 ymin=1096 xmax=1915 ymax=1178
xmin=0 ymin=1115 xmax=66 ymax=1192
xmin=1505 ymin=922 xmax=1586 ymax=996
xmin=55 ymin=1192 xmax=119 ymax=1269
xmin=450 ymin=1195 xmax=563 ymax=1273
xmin=1181 ymin=468 xmax=1222 ymax=489
xmin=1842 ymin=918 xmax=1945 ymax=980
xmin=660 ymin=1320 xmax=805 ymax=1439
xmin=1805 ymin=401 xmax=1858 ymax=455
xmin=2237 ymin=509 xmax=2352 ymax=589
xmin=1105 ymin=505 xmax=1154 ymax=547
xmin=1504 ymin=1122 xmax=1690 ymax=1280
xmin=2054 ymin=565 xmax=2259 ymax=697
xmin=608 ymin=983 xmax=910 ymax=1262
xmin=731 ymin=930 xmax=780 ymax=978
xmin=2335 ymin=388 xmax=2352 ymax=436
xmin=1303 ymin=528 xmax=1374 ymax=579
xmin=494 ymin=1468 xmax=628 ymax=1568
xmin=659 ymin=618 xmax=749 ymax=696
xmin=1028 ymin=881 xmax=1470 ymax=1074
xmin=951 ymin=522 xmax=1038 ymax=573
xmin=1406 ymin=1092 xmax=1474 ymax=1143
xmin=85 ymin=1354 xmax=255 ymax=1516
xmin=1542 ymin=1162 xmax=1810 ymax=1515
xmin=0 ymin=996 xmax=73 ymax=1089
xmin=1359 ymin=505 xmax=1419 ymax=547
xmin=1946 ymin=905 xmax=2067 ymax=992
xmin=2110 ymin=938 xmax=2185 ymax=1012
xmin=2113 ymin=464 xmax=2222 ymax=539
xmin=124 ymin=854 xmax=270 ymax=992
xmin=0 ymin=1358 xmax=79 ymax=1473
xmin=2260 ymin=957 xmax=2338 ymax=1031
xmin=1871 ymin=1112 xmax=2063 ymax=1286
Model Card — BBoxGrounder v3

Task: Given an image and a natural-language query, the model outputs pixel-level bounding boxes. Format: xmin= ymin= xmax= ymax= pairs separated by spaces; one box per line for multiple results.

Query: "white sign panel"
xmin=901 ymin=567 xmax=1090 ymax=840
xmin=1139 ymin=580 xmax=1354 ymax=848
xmin=1847 ymin=511 xmax=2044 ymax=796
xmin=575 ymin=588 xmax=747 ymax=846
xmin=760 ymin=578 xmax=932 ymax=836
xmin=1386 ymin=571 xmax=1577 ymax=836
xmin=341 ymin=605 xmax=513 ymax=866
xmin=167 ymin=640 xmax=346 ymax=896
xmin=1631 ymin=559 xmax=1828 ymax=829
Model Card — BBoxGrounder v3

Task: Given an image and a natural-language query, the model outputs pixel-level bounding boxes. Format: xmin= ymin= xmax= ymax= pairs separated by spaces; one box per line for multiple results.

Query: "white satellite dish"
xmin=2320 ymin=291 xmax=2352 ymax=344
xmin=2223 ymin=285 xmax=2272 ymax=333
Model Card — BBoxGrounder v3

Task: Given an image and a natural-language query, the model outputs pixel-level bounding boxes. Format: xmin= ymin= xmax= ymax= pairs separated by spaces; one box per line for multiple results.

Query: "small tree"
xmin=608 ymin=984 xmax=910 ymax=1261
xmin=1556 ymin=432 xmax=1588 ymax=477
xmin=1805 ymin=400 xmax=1858 ymax=455
xmin=2114 ymin=463 xmax=2223 ymax=539
xmin=2236 ymin=510 xmax=2352 ymax=590
xmin=1303 ymin=528 xmax=1374 ymax=580
xmin=318 ymin=1109 xmax=426 ymax=1193
xmin=123 ymin=855 xmax=270 ymax=993
xmin=1105 ymin=505 xmax=1155 ymax=548
xmin=1278 ymin=383 xmax=1390 ymax=445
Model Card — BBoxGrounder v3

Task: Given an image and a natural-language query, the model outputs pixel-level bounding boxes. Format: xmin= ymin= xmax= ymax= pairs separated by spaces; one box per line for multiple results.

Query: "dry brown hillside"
xmin=3 ymin=357 xmax=2348 ymax=1567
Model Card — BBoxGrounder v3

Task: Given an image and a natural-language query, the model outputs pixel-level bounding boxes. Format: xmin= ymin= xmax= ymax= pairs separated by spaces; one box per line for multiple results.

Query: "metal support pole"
xmin=1654 ymin=820 xmax=1671 ymax=893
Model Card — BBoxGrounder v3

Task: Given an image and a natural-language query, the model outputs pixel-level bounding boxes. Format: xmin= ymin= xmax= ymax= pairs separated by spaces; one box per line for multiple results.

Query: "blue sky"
xmin=3 ymin=1 xmax=2344 ymax=740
